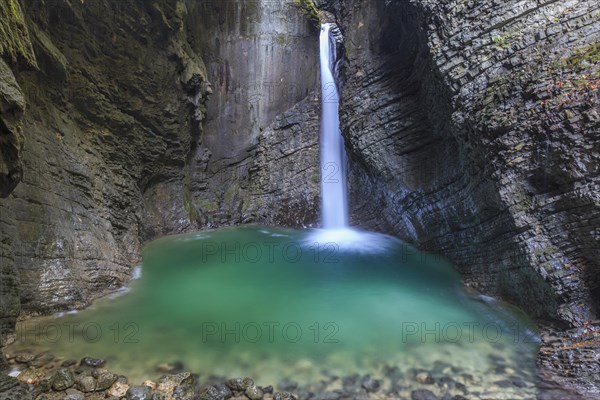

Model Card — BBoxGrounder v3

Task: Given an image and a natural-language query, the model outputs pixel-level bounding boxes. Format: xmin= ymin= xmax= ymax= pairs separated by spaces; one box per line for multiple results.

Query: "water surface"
xmin=9 ymin=226 xmax=538 ymax=389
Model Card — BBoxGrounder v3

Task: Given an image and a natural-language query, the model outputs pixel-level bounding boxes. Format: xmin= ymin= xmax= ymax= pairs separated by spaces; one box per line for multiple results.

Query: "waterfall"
xmin=312 ymin=24 xmax=387 ymax=252
xmin=319 ymin=23 xmax=349 ymax=229
xmin=310 ymin=23 xmax=381 ymax=250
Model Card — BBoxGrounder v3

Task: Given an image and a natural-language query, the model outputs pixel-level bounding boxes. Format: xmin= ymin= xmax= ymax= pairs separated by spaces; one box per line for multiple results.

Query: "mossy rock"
xmin=293 ymin=0 xmax=320 ymax=26
xmin=0 ymin=0 xmax=37 ymax=69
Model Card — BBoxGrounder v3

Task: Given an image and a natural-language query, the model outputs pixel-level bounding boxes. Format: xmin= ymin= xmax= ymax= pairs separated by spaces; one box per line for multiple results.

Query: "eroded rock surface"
xmin=318 ymin=0 xmax=599 ymax=396
xmin=0 ymin=0 xmax=320 ymax=346
xmin=0 ymin=0 xmax=212 ymax=345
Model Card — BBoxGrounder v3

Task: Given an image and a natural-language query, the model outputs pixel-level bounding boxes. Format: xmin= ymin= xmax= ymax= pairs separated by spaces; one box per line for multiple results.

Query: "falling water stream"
xmin=319 ymin=23 xmax=348 ymax=229
xmin=5 ymin=24 xmax=540 ymax=398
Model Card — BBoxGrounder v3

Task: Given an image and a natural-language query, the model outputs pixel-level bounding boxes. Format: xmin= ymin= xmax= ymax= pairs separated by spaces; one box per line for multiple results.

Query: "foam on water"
xmin=306 ymin=227 xmax=398 ymax=253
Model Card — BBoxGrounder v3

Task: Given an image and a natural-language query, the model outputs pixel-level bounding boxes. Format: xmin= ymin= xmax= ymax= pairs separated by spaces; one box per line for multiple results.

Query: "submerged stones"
xmin=278 ymin=378 xmax=298 ymax=392
xmin=415 ymin=371 xmax=435 ymax=385
xmin=50 ymin=369 xmax=74 ymax=391
xmin=226 ymin=377 xmax=255 ymax=391
xmin=156 ymin=361 xmax=185 ymax=374
xmin=245 ymin=384 xmax=264 ymax=400
xmin=212 ymin=383 xmax=233 ymax=398
xmin=273 ymin=392 xmax=297 ymax=400
xmin=198 ymin=385 xmax=225 ymax=400
xmin=126 ymin=385 xmax=153 ymax=400
xmin=91 ymin=368 xmax=118 ymax=390
xmin=3 ymin=347 xmax=540 ymax=400
xmin=108 ymin=380 xmax=130 ymax=397
xmin=16 ymin=367 xmax=46 ymax=385
xmin=64 ymin=388 xmax=85 ymax=400
xmin=360 ymin=376 xmax=381 ymax=392
xmin=410 ymin=389 xmax=438 ymax=400
xmin=80 ymin=357 xmax=105 ymax=368
xmin=74 ymin=374 xmax=95 ymax=392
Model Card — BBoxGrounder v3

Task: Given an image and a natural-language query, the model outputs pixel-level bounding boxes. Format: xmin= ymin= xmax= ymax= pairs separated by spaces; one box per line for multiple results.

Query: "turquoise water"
xmin=10 ymin=226 xmax=538 ymax=386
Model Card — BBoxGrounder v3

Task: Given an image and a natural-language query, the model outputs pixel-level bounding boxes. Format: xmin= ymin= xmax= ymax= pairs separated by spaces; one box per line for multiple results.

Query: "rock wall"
xmin=0 ymin=0 xmax=211 ymax=340
xmin=244 ymin=92 xmax=321 ymax=226
xmin=318 ymin=0 xmax=600 ymax=325
xmin=181 ymin=0 xmax=320 ymax=228
xmin=0 ymin=0 xmax=321 ymax=351
xmin=317 ymin=0 xmax=599 ymax=395
xmin=0 ymin=0 xmax=37 ymax=356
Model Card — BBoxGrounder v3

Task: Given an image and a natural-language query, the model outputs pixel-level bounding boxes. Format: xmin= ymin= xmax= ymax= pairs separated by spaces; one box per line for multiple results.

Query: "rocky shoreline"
xmin=1 ymin=347 xmax=543 ymax=400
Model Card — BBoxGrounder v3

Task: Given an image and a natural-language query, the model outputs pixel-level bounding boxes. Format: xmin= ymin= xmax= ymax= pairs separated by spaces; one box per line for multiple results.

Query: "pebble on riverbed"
xmin=4 ymin=348 xmax=538 ymax=400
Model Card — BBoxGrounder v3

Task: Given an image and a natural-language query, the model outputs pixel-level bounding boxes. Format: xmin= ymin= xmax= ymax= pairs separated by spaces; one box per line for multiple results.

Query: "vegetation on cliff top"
xmin=293 ymin=0 xmax=320 ymax=26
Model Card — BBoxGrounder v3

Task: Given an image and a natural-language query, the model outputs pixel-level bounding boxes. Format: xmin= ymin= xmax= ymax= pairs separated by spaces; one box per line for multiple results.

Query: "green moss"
xmin=274 ymin=34 xmax=290 ymax=46
xmin=242 ymin=194 xmax=252 ymax=211
xmin=152 ymin=2 xmax=174 ymax=31
xmin=293 ymin=0 xmax=320 ymax=26
xmin=182 ymin=178 xmax=198 ymax=223
xmin=223 ymin=182 xmax=240 ymax=204
xmin=30 ymin=22 xmax=67 ymax=72
xmin=196 ymin=199 xmax=217 ymax=212
xmin=7 ymin=0 xmax=18 ymax=18
xmin=0 ymin=0 xmax=37 ymax=68
xmin=564 ymin=42 xmax=600 ymax=71
xmin=492 ymin=32 xmax=514 ymax=49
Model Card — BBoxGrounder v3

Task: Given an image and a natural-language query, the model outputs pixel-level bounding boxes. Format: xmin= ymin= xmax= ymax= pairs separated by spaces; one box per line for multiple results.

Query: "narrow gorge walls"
xmin=180 ymin=0 xmax=320 ymax=228
xmin=0 ymin=0 xmax=211 ymax=343
xmin=1 ymin=0 xmax=598 ymax=395
xmin=321 ymin=0 xmax=599 ymax=327
xmin=1 ymin=0 xmax=39 ymax=353
xmin=319 ymin=0 xmax=599 ymax=394
xmin=0 ymin=0 xmax=322 ymax=350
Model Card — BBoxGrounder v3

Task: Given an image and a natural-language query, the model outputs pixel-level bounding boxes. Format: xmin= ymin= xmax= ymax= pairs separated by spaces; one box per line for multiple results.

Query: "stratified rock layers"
xmin=320 ymin=0 xmax=599 ymax=325
xmin=0 ymin=0 xmax=212 ymax=355
xmin=0 ymin=0 xmax=320 ymax=332
xmin=318 ymin=0 xmax=598 ymax=395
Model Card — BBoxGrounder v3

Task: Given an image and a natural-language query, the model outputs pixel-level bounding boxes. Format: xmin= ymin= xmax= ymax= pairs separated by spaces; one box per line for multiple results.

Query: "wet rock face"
xmin=0 ymin=0 xmax=211 ymax=336
xmin=0 ymin=0 xmax=38 ymax=368
xmin=320 ymin=0 xmax=599 ymax=395
xmin=322 ymin=0 xmax=599 ymax=324
xmin=0 ymin=0 xmax=320 ymax=349
xmin=181 ymin=0 xmax=320 ymax=228
xmin=0 ymin=58 xmax=26 ymax=199
xmin=0 ymin=0 xmax=597 ymax=396
xmin=243 ymin=93 xmax=321 ymax=227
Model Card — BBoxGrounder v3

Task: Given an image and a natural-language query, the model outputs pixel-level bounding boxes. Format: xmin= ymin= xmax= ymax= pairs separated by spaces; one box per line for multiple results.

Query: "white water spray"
xmin=319 ymin=23 xmax=349 ymax=229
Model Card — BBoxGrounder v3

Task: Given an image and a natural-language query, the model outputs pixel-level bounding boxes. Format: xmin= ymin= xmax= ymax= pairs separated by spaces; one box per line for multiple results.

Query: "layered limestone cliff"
xmin=316 ymin=0 xmax=599 ymax=396
xmin=0 ymin=0 xmax=321 ymax=353
xmin=0 ymin=0 xmax=212 ymax=344
xmin=180 ymin=0 xmax=320 ymax=228
xmin=0 ymin=0 xmax=37 ymax=355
